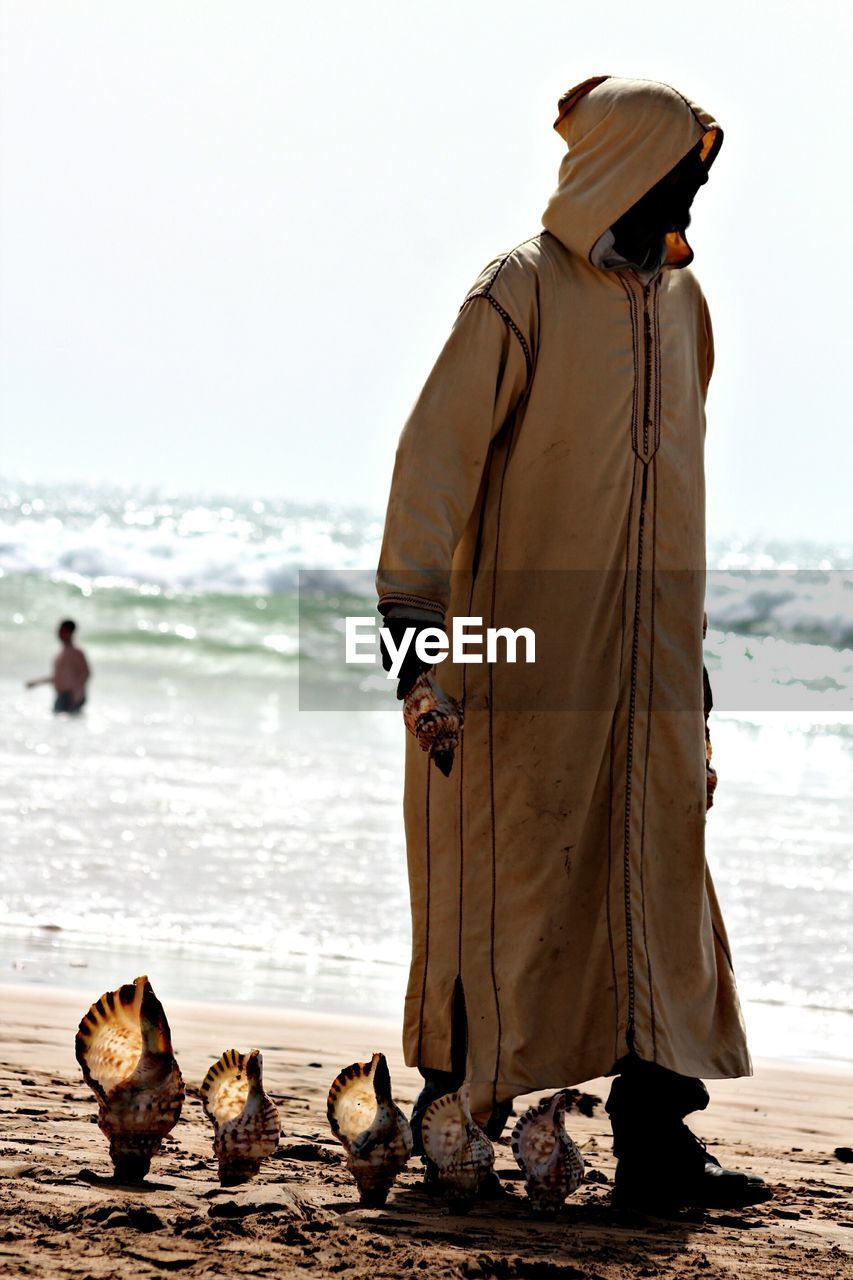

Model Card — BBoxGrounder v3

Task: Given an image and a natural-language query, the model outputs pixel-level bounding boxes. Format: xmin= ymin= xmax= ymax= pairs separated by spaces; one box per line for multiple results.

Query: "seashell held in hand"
xmin=327 ymin=1052 xmax=412 ymax=1206
xmin=421 ymin=1085 xmax=495 ymax=1208
xmin=403 ymin=671 xmax=464 ymax=776
xmin=200 ymin=1048 xmax=281 ymax=1185
xmin=511 ymin=1090 xmax=584 ymax=1215
xmin=75 ymin=975 xmax=184 ymax=1182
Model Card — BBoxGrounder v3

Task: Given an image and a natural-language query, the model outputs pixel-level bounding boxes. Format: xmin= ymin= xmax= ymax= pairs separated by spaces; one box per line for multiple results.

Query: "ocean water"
xmin=0 ymin=480 xmax=851 ymax=1068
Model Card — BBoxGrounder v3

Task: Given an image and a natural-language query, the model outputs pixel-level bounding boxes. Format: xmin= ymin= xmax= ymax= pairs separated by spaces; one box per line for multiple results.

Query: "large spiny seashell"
xmin=200 ymin=1048 xmax=281 ymax=1185
xmin=327 ymin=1052 xmax=412 ymax=1206
xmin=403 ymin=671 xmax=464 ymax=776
xmin=511 ymin=1090 xmax=585 ymax=1215
xmin=75 ymin=975 xmax=184 ymax=1182
xmin=420 ymin=1085 xmax=495 ymax=1209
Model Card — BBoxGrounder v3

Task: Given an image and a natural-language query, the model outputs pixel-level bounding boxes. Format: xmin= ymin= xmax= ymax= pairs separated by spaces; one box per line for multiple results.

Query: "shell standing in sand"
xmin=327 ymin=1052 xmax=412 ymax=1206
xmin=511 ymin=1090 xmax=585 ymax=1215
xmin=403 ymin=670 xmax=464 ymax=777
xmin=420 ymin=1085 xmax=495 ymax=1207
xmin=200 ymin=1048 xmax=281 ymax=1185
xmin=75 ymin=975 xmax=184 ymax=1182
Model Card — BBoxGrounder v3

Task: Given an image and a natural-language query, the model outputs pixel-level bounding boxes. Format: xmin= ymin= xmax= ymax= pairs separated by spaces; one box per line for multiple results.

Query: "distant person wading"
xmin=26 ymin=619 xmax=91 ymax=714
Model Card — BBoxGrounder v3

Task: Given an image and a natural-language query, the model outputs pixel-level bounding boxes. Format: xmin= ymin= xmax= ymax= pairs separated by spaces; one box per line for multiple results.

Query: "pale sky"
xmin=1 ymin=0 xmax=851 ymax=541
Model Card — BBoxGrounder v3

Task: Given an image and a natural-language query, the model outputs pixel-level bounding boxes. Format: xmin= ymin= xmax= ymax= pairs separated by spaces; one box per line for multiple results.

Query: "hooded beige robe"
xmin=376 ymin=76 xmax=752 ymax=1117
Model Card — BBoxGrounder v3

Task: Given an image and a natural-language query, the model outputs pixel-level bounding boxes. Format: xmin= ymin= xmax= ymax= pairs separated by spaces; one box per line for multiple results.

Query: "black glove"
xmin=379 ymin=614 xmax=447 ymax=700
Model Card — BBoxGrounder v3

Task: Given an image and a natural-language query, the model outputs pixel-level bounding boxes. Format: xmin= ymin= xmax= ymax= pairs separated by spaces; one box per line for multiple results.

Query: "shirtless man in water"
xmin=26 ymin=619 xmax=91 ymax=713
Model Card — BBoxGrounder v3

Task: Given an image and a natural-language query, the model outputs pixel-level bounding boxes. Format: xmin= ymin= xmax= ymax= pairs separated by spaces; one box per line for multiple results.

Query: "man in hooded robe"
xmin=375 ymin=76 xmax=770 ymax=1210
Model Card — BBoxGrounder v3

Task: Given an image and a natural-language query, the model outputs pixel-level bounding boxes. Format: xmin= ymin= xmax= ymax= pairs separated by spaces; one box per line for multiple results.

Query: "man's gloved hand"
xmin=379 ymin=615 xmax=447 ymax=700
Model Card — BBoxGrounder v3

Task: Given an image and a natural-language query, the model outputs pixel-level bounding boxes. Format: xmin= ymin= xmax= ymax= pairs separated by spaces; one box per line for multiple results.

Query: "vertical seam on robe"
xmin=486 ymin=417 xmax=519 ymax=1108
xmin=653 ymin=276 xmax=663 ymax=451
xmin=618 ymin=276 xmax=641 ymax=454
xmin=642 ymin=288 xmax=652 ymax=458
xmin=624 ymin=460 xmax=650 ymax=1047
xmin=416 ymin=759 xmax=432 ymax=1068
xmin=639 ymin=451 xmax=659 ymax=1060
xmin=619 ymin=458 xmax=637 ymax=693
xmin=606 ymin=716 xmax=620 ymax=1066
xmin=458 ymin=441 xmax=499 ymax=977
xmin=619 ymin=272 xmax=647 ymax=1050
xmin=630 ymin=282 xmax=640 ymax=455
xmin=487 ymin=651 xmax=501 ymax=1107
xmin=608 ymin=453 xmax=637 ymax=1063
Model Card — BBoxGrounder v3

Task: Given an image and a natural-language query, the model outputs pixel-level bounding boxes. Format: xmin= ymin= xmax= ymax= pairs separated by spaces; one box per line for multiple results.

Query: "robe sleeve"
xmin=375 ymin=264 xmax=533 ymax=620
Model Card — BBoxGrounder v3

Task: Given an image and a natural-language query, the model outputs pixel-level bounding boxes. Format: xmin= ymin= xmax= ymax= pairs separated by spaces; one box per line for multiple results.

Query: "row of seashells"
xmin=330 ymin=1051 xmax=584 ymax=1214
xmin=76 ymin=975 xmax=584 ymax=1214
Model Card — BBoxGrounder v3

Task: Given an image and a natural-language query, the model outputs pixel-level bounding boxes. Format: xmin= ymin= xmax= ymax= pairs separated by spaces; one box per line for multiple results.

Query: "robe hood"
xmin=541 ymin=75 xmax=723 ymax=271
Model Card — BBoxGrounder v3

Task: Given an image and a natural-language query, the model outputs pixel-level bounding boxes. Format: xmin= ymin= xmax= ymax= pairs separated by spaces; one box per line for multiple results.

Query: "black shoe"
xmin=611 ymin=1124 xmax=772 ymax=1211
xmin=606 ymin=1061 xmax=773 ymax=1212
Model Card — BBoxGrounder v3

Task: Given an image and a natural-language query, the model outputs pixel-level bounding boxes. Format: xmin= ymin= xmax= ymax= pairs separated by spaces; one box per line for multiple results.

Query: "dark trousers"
xmin=411 ymin=978 xmax=517 ymax=1153
xmin=606 ymin=1051 xmax=710 ymax=1163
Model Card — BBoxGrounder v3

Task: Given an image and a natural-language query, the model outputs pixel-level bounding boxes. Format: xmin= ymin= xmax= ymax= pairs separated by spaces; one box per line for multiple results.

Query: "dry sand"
xmin=0 ymin=982 xmax=851 ymax=1279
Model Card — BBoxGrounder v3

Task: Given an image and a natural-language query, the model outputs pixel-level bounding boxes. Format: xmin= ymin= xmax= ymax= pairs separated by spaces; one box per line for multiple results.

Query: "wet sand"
xmin=1 ymin=983 xmax=851 ymax=1279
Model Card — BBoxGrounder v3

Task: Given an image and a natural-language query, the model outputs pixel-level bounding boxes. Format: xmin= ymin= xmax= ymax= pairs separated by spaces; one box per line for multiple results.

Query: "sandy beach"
xmin=0 ymin=983 xmax=851 ymax=1279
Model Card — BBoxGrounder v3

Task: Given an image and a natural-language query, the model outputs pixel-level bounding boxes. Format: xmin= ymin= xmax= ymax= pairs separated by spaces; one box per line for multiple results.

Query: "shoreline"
xmin=2 ymin=960 xmax=850 ymax=1072
xmin=1 ymin=983 xmax=852 ymax=1279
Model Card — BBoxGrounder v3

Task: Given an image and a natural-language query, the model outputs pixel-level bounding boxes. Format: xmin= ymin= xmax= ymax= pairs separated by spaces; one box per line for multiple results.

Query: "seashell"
xmin=327 ymin=1052 xmax=412 ymax=1206
xmin=420 ymin=1085 xmax=495 ymax=1208
xmin=403 ymin=670 xmax=464 ymax=777
xmin=200 ymin=1048 xmax=281 ymax=1185
xmin=511 ymin=1090 xmax=585 ymax=1215
xmin=75 ymin=975 xmax=184 ymax=1182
